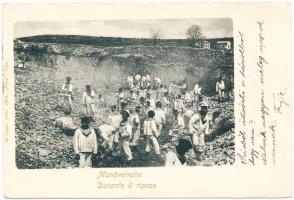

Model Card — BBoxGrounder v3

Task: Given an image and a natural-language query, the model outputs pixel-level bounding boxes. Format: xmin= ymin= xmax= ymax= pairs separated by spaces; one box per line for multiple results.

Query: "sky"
xmin=14 ymin=18 xmax=233 ymax=39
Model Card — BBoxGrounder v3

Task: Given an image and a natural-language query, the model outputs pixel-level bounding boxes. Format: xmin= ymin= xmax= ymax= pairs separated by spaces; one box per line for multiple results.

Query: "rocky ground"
xmin=15 ymin=61 xmax=234 ymax=169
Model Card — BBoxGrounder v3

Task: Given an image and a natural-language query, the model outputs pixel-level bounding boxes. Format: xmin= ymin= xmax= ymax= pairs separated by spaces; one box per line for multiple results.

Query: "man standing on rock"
xmin=160 ymin=92 xmax=170 ymax=115
xmin=129 ymin=106 xmax=141 ymax=148
xmin=57 ymin=77 xmax=73 ymax=109
xmin=216 ymin=77 xmax=225 ymax=102
xmin=146 ymin=93 xmax=156 ymax=110
xmin=188 ymin=101 xmax=211 ymax=161
xmin=156 ymin=84 xmax=164 ymax=99
xmin=154 ymin=77 xmax=162 ymax=90
xmin=184 ymin=90 xmax=193 ymax=107
xmin=115 ymin=88 xmax=125 ymax=110
xmin=193 ymin=81 xmax=202 ymax=109
xmin=134 ymin=73 xmax=141 ymax=86
xmin=73 ymin=116 xmax=97 ymax=168
xmin=107 ymin=105 xmax=123 ymax=154
xmin=169 ymin=109 xmax=185 ymax=138
xmin=146 ymin=73 xmax=151 ymax=88
xmin=144 ymin=110 xmax=160 ymax=156
xmin=141 ymin=75 xmax=147 ymax=89
xmin=154 ymin=101 xmax=166 ymax=138
xmin=118 ymin=111 xmax=133 ymax=164
xmin=174 ymin=94 xmax=185 ymax=114
xmin=127 ymin=74 xmax=134 ymax=89
xmin=82 ymin=85 xmax=96 ymax=117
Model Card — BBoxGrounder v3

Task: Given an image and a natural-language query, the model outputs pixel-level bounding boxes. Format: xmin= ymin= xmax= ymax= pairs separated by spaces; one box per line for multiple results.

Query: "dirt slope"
xmin=15 ymin=65 xmax=234 ymax=169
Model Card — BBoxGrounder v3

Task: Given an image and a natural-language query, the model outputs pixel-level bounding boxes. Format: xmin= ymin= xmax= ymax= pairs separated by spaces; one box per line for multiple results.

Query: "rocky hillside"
xmin=15 ymin=62 xmax=234 ymax=168
xmin=14 ymin=39 xmax=234 ymax=168
xmin=14 ymin=39 xmax=233 ymax=94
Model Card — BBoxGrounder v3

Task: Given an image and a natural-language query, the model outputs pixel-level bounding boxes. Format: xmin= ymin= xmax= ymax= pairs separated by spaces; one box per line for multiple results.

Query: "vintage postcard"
xmin=2 ymin=2 xmax=292 ymax=198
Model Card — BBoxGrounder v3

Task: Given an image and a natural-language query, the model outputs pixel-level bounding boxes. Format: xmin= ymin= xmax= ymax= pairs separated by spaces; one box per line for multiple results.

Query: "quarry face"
xmin=14 ymin=40 xmax=235 ymax=169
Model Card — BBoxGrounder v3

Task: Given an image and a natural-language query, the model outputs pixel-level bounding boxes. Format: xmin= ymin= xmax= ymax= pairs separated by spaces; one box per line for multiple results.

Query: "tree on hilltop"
xmin=186 ymin=25 xmax=204 ymax=46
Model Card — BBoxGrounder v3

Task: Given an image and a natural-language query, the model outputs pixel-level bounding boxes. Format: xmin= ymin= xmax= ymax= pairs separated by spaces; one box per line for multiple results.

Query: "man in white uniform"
xmin=143 ymin=110 xmax=160 ymax=155
xmin=141 ymin=75 xmax=147 ymax=89
xmin=154 ymin=77 xmax=162 ymax=89
xmin=118 ymin=111 xmax=133 ymax=163
xmin=193 ymin=81 xmax=202 ymax=109
xmin=96 ymin=124 xmax=117 ymax=151
xmin=216 ymin=77 xmax=225 ymax=101
xmin=55 ymin=107 xmax=77 ymax=135
xmin=134 ymin=74 xmax=141 ymax=86
xmin=146 ymin=73 xmax=151 ymax=88
xmin=82 ymin=85 xmax=96 ymax=116
xmin=73 ymin=116 xmax=97 ymax=168
xmin=154 ymin=101 xmax=166 ymax=137
xmin=127 ymin=74 xmax=134 ymax=89
xmin=129 ymin=106 xmax=141 ymax=147
xmin=107 ymin=105 xmax=122 ymax=152
xmin=61 ymin=77 xmax=74 ymax=106
xmin=189 ymin=101 xmax=211 ymax=161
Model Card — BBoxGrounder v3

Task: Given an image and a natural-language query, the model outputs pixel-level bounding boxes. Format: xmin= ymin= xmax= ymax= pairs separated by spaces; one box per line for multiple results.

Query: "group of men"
xmin=55 ymin=74 xmax=230 ymax=168
xmin=126 ymin=73 xmax=163 ymax=90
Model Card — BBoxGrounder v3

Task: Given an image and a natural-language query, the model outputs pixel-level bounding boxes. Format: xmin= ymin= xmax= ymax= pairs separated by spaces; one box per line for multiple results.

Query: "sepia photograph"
xmin=14 ymin=18 xmax=235 ymax=169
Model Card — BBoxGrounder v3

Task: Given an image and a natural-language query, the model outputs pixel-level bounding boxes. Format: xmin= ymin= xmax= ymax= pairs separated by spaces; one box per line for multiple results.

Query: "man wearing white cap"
xmin=188 ymin=101 xmax=211 ymax=161
xmin=73 ymin=116 xmax=97 ymax=168
xmin=82 ymin=85 xmax=96 ymax=116
xmin=127 ymin=74 xmax=134 ymax=89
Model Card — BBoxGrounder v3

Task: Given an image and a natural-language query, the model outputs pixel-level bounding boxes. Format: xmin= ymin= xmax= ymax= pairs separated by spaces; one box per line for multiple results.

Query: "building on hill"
xmin=216 ymin=41 xmax=231 ymax=50
xmin=194 ymin=37 xmax=233 ymax=50
xmin=203 ymin=41 xmax=211 ymax=49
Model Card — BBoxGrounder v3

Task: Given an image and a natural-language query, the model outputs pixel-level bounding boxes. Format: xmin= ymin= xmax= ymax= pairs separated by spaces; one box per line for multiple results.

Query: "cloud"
xmin=14 ymin=18 xmax=233 ymax=39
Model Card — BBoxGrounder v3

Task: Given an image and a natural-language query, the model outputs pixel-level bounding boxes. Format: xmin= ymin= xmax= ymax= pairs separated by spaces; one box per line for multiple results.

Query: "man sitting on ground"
xmin=55 ymin=107 xmax=77 ymax=135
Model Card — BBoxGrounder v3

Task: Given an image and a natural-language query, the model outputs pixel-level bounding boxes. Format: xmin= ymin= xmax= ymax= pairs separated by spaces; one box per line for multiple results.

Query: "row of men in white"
xmin=127 ymin=74 xmax=162 ymax=89
xmin=72 ymin=98 xmax=211 ymax=167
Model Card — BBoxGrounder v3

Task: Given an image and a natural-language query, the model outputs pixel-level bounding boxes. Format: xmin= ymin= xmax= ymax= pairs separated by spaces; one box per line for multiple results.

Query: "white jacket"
xmin=174 ymin=99 xmax=184 ymax=112
xmin=107 ymin=113 xmax=122 ymax=129
xmin=127 ymin=76 xmax=134 ymax=83
xmin=216 ymin=80 xmax=225 ymax=91
xmin=99 ymin=124 xmax=116 ymax=141
xmin=62 ymin=83 xmax=73 ymax=93
xmin=189 ymin=113 xmax=211 ymax=135
xmin=73 ymin=128 xmax=97 ymax=154
xmin=130 ymin=113 xmax=140 ymax=129
xmin=119 ymin=123 xmax=132 ymax=138
xmin=55 ymin=116 xmax=76 ymax=129
xmin=82 ymin=90 xmax=95 ymax=105
xmin=143 ymin=119 xmax=158 ymax=137
xmin=194 ymin=84 xmax=202 ymax=95
xmin=154 ymin=108 xmax=166 ymax=124
xmin=135 ymin=74 xmax=141 ymax=82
